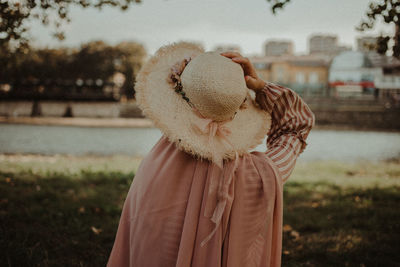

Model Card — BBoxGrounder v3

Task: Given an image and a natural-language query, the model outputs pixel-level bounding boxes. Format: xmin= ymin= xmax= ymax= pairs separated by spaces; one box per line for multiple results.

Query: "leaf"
xmin=78 ymin=206 xmax=85 ymax=213
xmin=290 ymin=230 xmax=300 ymax=240
xmin=283 ymin=224 xmax=293 ymax=232
xmin=91 ymin=226 xmax=102 ymax=235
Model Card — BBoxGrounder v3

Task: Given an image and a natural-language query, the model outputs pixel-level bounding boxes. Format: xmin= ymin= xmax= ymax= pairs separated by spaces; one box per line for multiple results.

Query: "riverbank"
xmin=1 ymin=155 xmax=399 ymax=266
xmin=0 ymin=116 xmax=153 ymax=128
xmin=1 ymin=116 xmax=399 ymax=132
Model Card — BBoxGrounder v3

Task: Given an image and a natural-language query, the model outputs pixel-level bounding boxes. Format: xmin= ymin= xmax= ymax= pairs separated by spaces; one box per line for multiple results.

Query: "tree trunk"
xmin=394 ymin=23 xmax=400 ymax=59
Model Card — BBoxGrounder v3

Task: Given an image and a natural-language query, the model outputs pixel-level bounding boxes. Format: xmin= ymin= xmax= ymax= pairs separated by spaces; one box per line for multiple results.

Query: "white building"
xmin=264 ymin=40 xmax=294 ymax=56
xmin=329 ymin=51 xmax=382 ymax=96
xmin=310 ymin=35 xmax=337 ymax=54
xmin=309 ymin=35 xmax=351 ymax=56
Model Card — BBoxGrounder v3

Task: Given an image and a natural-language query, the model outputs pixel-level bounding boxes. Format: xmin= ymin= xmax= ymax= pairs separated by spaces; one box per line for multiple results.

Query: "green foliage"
xmin=0 ymin=40 xmax=146 ymax=98
xmin=267 ymin=0 xmax=292 ymax=14
xmin=0 ymin=170 xmax=134 ymax=266
xmin=115 ymin=42 xmax=146 ymax=98
xmin=357 ymin=0 xmax=400 ymax=58
xmin=282 ymin=182 xmax=400 ymax=266
xmin=357 ymin=0 xmax=399 ymax=30
xmin=0 ymin=0 xmax=142 ymax=51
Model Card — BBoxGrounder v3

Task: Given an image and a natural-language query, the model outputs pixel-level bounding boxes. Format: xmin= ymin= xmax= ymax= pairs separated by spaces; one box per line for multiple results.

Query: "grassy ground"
xmin=1 ymin=155 xmax=399 ymax=266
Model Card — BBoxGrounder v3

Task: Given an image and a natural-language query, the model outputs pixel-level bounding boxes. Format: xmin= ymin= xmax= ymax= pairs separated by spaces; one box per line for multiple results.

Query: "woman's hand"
xmin=220 ymin=52 xmax=266 ymax=92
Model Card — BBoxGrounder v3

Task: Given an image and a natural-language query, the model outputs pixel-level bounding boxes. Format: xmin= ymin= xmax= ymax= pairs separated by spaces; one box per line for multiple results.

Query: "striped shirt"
xmin=256 ymin=82 xmax=315 ymax=183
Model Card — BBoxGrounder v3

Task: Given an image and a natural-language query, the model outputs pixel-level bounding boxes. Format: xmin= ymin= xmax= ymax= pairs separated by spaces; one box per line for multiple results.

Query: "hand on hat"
xmin=220 ymin=52 xmax=266 ymax=92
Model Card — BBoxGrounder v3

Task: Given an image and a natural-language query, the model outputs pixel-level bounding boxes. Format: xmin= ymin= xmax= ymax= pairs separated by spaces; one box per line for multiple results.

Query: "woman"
xmin=107 ymin=42 xmax=315 ymax=267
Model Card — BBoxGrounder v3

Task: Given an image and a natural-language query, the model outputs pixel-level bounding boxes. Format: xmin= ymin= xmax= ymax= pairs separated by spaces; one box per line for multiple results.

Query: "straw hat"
xmin=135 ymin=42 xmax=271 ymax=166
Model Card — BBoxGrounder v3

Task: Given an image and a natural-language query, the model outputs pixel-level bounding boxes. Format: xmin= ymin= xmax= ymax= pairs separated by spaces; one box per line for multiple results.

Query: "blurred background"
xmin=1 ymin=0 xmax=399 ymax=266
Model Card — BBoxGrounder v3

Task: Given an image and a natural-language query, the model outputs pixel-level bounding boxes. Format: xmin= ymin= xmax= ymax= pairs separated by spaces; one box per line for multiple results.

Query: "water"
xmin=0 ymin=124 xmax=399 ymax=162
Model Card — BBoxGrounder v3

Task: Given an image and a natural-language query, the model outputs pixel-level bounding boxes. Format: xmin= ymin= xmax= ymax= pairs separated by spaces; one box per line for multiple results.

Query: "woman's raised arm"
xmin=255 ymin=82 xmax=315 ymax=183
xmin=221 ymin=51 xmax=315 ymax=183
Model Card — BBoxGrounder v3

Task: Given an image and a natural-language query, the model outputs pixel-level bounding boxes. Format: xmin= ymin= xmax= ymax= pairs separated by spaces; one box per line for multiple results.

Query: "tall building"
xmin=309 ymin=35 xmax=338 ymax=54
xmin=264 ymin=40 xmax=294 ymax=56
xmin=309 ymin=35 xmax=351 ymax=56
xmin=357 ymin=36 xmax=378 ymax=52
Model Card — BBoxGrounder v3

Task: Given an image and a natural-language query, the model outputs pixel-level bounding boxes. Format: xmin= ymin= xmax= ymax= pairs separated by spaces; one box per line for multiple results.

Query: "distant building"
xmin=309 ymin=34 xmax=351 ymax=56
xmin=329 ymin=50 xmax=400 ymax=101
xmin=213 ymin=45 xmax=241 ymax=53
xmin=309 ymin=35 xmax=337 ymax=54
xmin=329 ymin=51 xmax=382 ymax=97
xmin=251 ymin=54 xmax=329 ymax=96
xmin=264 ymin=40 xmax=294 ymax=56
xmin=357 ymin=36 xmax=378 ymax=52
xmin=374 ymin=64 xmax=400 ymax=106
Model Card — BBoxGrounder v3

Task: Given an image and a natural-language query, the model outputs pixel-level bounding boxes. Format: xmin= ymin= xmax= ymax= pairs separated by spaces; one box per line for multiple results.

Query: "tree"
xmin=357 ymin=0 xmax=399 ymax=58
xmin=266 ymin=0 xmax=400 ymax=58
xmin=0 ymin=0 xmax=141 ymax=51
xmin=115 ymin=42 xmax=146 ymax=98
xmin=266 ymin=0 xmax=292 ymax=14
xmin=73 ymin=41 xmax=116 ymax=81
xmin=0 ymin=40 xmax=146 ymax=100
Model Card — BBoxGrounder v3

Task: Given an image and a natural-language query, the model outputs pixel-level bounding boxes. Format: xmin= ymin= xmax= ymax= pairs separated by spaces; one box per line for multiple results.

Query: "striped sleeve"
xmin=255 ymin=82 xmax=315 ymax=183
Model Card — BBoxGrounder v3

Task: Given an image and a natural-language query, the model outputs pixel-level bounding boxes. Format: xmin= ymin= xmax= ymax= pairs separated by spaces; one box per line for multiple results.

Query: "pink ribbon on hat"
xmin=191 ymin=108 xmax=233 ymax=168
xmin=191 ymin=107 xmax=240 ymax=247
xmin=199 ymin=153 xmax=239 ymax=247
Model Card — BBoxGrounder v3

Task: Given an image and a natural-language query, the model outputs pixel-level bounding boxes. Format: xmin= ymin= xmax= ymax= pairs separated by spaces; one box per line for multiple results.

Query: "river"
xmin=0 ymin=124 xmax=399 ymax=162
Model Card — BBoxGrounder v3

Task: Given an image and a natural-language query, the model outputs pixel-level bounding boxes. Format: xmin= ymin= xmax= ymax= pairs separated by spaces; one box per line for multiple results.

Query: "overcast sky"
xmin=29 ymin=0 xmax=395 ymax=56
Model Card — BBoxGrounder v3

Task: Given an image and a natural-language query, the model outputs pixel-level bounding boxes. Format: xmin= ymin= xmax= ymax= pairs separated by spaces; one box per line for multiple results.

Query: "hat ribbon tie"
xmin=199 ymin=151 xmax=239 ymax=248
xmin=191 ymin=108 xmax=234 ymax=167
xmin=191 ymin=107 xmax=232 ymax=142
xmin=192 ymin=118 xmax=231 ymax=146
xmin=190 ymin=108 xmax=240 ymax=247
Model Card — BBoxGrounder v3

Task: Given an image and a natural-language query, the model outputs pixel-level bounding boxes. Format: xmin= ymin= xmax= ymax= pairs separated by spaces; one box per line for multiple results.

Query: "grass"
xmin=282 ymin=182 xmax=399 ymax=266
xmin=0 ymin=170 xmax=133 ymax=267
xmin=1 ymin=155 xmax=399 ymax=266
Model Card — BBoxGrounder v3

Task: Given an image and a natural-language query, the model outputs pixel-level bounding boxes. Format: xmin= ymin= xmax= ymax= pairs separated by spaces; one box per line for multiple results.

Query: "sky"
xmin=29 ymin=0 xmax=395 ymax=56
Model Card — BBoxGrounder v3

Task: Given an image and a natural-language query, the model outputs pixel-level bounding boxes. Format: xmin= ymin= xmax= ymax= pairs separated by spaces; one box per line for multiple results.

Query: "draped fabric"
xmin=107 ymin=82 xmax=315 ymax=267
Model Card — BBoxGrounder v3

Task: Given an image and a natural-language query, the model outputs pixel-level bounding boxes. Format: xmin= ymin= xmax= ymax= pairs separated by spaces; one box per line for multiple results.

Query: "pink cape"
xmin=107 ymin=135 xmax=283 ymax=267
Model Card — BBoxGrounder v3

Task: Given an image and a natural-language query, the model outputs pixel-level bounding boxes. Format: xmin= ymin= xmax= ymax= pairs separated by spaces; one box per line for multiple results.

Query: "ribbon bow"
xmin=191 ymin=108 xmax=234 ymax=168
xmin=194 ymin=117 xmax=232 ymax=140
xmin=190 ymin=108 xmax=240 ymax=247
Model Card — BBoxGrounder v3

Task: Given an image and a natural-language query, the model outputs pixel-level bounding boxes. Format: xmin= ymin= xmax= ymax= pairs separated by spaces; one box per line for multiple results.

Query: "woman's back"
xmin=108 ymin=135 xmax=283 ymax=267
xmin=107 ymin=81 xmax=315 ymax=267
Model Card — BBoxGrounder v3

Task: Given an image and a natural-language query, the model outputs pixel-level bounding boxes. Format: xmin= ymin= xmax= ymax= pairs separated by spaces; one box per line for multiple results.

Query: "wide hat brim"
xmin=135 ymin=41 xmax=271 ymax=163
